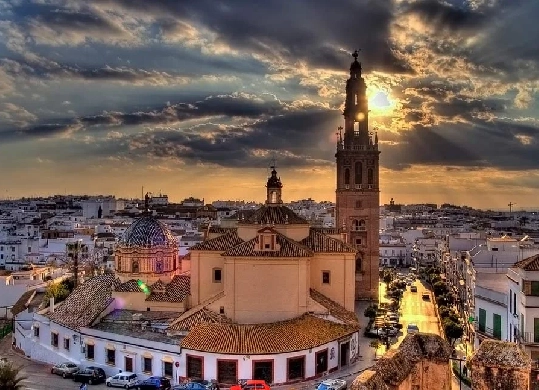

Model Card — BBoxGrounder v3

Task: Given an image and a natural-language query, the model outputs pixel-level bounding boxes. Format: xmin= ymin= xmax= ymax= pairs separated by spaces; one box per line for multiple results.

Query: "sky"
xmin=0 ymin=0 xmax=538 ymax=210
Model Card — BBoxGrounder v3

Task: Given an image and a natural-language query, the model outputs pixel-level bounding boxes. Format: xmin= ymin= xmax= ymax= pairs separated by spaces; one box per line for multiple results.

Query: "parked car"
xmin=407 ymin=323 xmax=420 ymax=334
xmin=316 ymin=379 xmax=347 ymax=390
xmin=386 ymin=313 xmax=399 ymax=322
xmin=230 ymin=379 xmax=271 ymax=390
xmin=135 ymin=376 xmax=171 ymax=390
xmin=51 ymin=362 xmax=79 ymax=378
xmin=172 ymin=383 xmax=208 ymax=390
xmin=422 ymin=292 xmax=430 ymax=300
xmin=410 ymin=285 xmax=418 ymax=292
xmin=106 ymin=371 xmax=138 ymax=388
xmin=72 ymin=367 xmax=107 ymax=384
xmin=189 ymin=379 xmax=220 ymax=390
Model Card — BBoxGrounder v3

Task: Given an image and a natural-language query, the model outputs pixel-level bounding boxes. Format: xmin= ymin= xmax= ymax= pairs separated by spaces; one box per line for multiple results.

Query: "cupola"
xmin=266 ymin=166 xmax=283 ymax=206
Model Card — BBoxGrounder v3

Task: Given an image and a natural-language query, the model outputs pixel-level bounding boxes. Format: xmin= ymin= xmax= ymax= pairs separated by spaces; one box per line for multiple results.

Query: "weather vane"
xmin=352 ymin=49 xmax=361 ymax=60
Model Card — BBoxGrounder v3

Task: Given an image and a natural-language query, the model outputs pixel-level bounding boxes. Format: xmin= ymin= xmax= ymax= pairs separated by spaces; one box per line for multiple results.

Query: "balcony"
xmin=517 ymin=331 xmax=539 ymax=345
xmin=474 ymin=325 xmax=501 ymax=340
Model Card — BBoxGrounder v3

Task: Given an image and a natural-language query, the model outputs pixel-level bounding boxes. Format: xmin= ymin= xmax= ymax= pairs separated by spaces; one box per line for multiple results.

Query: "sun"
xmin=368 ymin=90 xmax=396 ymax=115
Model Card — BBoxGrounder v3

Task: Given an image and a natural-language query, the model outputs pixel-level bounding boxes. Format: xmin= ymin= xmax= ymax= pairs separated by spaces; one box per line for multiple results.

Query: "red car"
xmin=230 ymin=380 xmax=270 ymax=390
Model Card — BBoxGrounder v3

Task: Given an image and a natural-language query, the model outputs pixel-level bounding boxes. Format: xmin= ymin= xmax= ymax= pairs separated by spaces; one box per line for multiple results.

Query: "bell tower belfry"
xmin=335 ymin=51 xmax=380 ymax=301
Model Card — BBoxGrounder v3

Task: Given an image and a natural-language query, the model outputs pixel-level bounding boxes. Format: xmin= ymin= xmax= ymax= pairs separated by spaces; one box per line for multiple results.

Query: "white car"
xmin=316 ymin=378 xmax=347 ymax=390
xmin=106 ymin=372 xmax=138 ymax=388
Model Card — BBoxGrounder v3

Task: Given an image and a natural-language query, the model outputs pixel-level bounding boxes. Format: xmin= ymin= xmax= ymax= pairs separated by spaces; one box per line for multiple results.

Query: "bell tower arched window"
xmin=355 ymin=256 xmax=362 ymax=272
xmin=368 ymin=168 xmax=374 ymax=185
xmin=353 ymin=219 xmax=360 ymax=231
xmin=344 ymin=168 xmax=350 ymax=185
xmin=355 ymin=162 xmax=362 ymax=184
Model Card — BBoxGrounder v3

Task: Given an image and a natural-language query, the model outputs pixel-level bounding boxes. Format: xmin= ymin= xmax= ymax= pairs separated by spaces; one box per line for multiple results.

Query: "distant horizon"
xmin=2 ymin=192 xmax=539 ymax=213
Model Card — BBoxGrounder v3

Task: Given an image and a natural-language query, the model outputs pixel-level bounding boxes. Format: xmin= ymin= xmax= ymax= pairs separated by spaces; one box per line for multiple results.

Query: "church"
xmin=12 ymin=52 xmax=379 ymax=386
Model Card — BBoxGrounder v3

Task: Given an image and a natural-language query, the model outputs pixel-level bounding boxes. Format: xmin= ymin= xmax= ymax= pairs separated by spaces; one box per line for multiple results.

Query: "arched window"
xmin=355 ymin=257 xmax=362 ymax=272
xmin=354 ymin=162 xmax=362 ymax=184
xmin=344 ymin=168 xmax=350 ymax=185
xmin=353 ymin=220 xmax=360 ymax=231
xmin=368 ymin=168 xmax=374 ymax=185
xmin=132 ymin=260 xmax=139 ymax=273
xmin=270 ymin=191 xmax=277 ymax=203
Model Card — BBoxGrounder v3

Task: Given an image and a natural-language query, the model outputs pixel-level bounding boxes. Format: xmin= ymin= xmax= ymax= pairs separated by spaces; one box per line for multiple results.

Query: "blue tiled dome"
xmin=119 ymin=216 xmax=177 ymax=247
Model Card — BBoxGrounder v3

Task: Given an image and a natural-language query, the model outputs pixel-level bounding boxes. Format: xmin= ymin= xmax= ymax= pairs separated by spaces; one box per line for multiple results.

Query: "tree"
xmin=370 ymin=340 xmax=381 ymax=358
xmin=383 ymin=270 xmax=394 ymax=286
xmin=45 ymin=282 xmax=69 ymax=303
xmin=0 ymin=362 xmax=27 ymax=390
xmin=443 ymin=319 xmax=464 ymax=346
xmin=364 ymin=304 xmax=377 ymax=319
xmin=433 ymin=281 xmax=449 ymax=297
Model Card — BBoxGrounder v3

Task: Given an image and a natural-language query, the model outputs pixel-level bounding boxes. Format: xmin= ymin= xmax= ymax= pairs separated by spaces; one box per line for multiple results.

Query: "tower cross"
xmin=352 ymin=49 xmax=361 ymax=60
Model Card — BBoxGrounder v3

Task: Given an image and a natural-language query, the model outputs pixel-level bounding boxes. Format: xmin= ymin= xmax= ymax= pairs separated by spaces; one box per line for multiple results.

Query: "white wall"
xmin=179 ymin=332 xmax=359 ymax=384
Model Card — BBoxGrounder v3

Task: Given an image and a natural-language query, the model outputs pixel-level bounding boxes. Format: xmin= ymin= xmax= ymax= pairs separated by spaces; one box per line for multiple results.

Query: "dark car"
xmin=72 ymin=367 xmax=106 ymax=385
xmin=135 ymin=376 xmax=171 ymax=390
xmin=51 ymin=362 xmax=79 ymax=378
xmin=173 ymin=380 xmax=219 ymax=390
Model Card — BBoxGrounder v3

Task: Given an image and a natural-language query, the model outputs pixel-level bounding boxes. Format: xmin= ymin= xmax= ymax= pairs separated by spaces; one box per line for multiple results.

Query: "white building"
xmin=473 ymin=272 xmax=507 ymax=348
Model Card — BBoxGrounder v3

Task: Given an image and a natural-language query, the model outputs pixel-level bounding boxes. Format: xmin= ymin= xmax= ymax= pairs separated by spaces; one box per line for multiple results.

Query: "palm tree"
xmin=0 ymin=362 xmax=27 ymax=389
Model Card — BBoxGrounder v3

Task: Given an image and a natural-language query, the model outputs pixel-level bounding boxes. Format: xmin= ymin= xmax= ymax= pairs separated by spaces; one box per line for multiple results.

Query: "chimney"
xmin=49 ymin=297 xmax=55 ymax=313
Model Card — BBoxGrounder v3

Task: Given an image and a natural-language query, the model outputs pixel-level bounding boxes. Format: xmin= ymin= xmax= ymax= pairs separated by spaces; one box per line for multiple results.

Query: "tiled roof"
xmin=168 ymin=308 xmax=232 ymax=331
xmin=146 ymin=275 xmax=190 ymax=302
xmin=101 ymin=309 xmax=182 ymax=323
xmin=150 ymin=279 xmax=166 ymax=292
xmin=118 ymin=215 xmax=177 ymax=248
xmin=311 ymin=227 xmax=340 ymax=235
xmin=240 ymin=205 xmax=308 ymax=225
xmin=190 ymin=231 xmax=244 ymax=251
xmin=512 ymin=254 xmax=539 ymax=271
xmin=11 ymin=289 xmax=36 ymax=316
xmin=301 ymin=229 xmax=357 ymax=253
xmin=181 ymin=314 xmax=358 ymax=354
xmin=310 ymin=289 xmax=359 ymax=325
xmin=116 ymin=279 xmax=144 ymax=292
xmin=167 ymin=291 xmax=225 ymax=329
xmin=49 ymin=275 xmax=116 ymax=330
xmin=223 ymin=231 xmax=313 ymax=257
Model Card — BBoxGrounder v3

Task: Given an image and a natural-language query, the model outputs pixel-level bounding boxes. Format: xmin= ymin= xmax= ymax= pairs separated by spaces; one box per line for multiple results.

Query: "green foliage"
xmin=45 ymin=282 xmax=69 ymax=303
xmin=0 ymin=362 xmax=27 ymax=390
xmin=382 ymin=270 xmax=394 ymax=285
xmin=443 ymin=319 xmax=464 ymax=345
xmin=364 ymin=304 xmax=378 ymax=319
xmin=370 ymin=340 xmax=381 ymax=349
xmin=433 ymin=281 xmax=449 ymax=296
xmin=439 ymin=305 xmax=451 ymax=318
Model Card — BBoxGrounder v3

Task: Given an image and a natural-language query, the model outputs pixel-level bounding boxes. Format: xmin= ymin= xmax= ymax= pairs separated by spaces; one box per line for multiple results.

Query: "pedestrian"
xmin=80 ymin=383 xmax=88 ymax=390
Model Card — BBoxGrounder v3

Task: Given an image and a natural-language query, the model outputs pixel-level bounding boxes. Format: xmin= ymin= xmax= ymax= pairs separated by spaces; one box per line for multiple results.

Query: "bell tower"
xmin=266 ymin=166 xmax=283 ymax=206
xmin=335 ymin=50 xmax=380 ymax=301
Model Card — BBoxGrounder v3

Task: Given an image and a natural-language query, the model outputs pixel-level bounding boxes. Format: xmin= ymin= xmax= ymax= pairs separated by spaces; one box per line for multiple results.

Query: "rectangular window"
xmin=64 ymin=338 xmax=70 ymax=351
xmin=478 ymin=308 xmax=486 ymax=333
xmin=51 ymin=332 xmax=58 ymax=347
xmin=163 ymin=361 xmax=173 ymax=378
xmin=493 ymin=314 xmax=502 ymax=340
xmin=509 ymin=289 xmax=512 ymax=313
xmin=355 ymin=200 xmax=362 ymax=209
xmin=322 ymin=271 xmax=330 ymax=284
xmin=86 ymin=344 xmax=94 ymax=360
xmin=186 ymin=355 xmax=203 ymax=378
xmin=531 ymin=281 xmax=539 ymax=296
xmin=513 ymin=292 xmax=517 ymax=315
xmin=106 ymin=348 xmax=116 ymax=365
xmin=34 ymin=326 xmax=39 ymax=338
xmin=534 ymin=318 xmax=539 ymax=343
xmin=213 ymin=268 xmax=222 ymax=283
xmin=143 ymin=357 xmax=152 ymax=374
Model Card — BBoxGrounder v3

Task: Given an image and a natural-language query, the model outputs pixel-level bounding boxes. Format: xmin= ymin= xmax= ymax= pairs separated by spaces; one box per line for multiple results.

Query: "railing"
xmin=475 ymin=325 xmax=496 ymax=339
xmin=518 ymin=331 xmax=539 ymax=344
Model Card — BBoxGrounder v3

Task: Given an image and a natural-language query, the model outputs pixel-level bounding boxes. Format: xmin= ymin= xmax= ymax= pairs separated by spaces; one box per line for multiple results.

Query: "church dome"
xmin=119 ymin=215 xmax=176 ymax=248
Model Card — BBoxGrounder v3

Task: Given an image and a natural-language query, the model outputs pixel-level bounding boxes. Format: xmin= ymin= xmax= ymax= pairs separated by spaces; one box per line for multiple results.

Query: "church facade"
xmin=335 ymin=51 xmax=380 ymax=300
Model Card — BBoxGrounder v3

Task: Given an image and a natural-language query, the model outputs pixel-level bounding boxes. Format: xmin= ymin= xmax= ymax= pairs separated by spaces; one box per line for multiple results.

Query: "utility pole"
xmin=508 ymin=202 xmax=516 ymax=214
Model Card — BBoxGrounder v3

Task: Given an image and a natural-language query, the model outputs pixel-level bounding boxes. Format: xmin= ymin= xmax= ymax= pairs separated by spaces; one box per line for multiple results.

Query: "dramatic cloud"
xmin=0 ymin=0 xmax=538 ymax=207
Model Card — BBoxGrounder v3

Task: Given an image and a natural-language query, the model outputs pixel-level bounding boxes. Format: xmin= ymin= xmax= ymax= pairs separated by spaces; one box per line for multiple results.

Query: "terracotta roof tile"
xmin=116 ymin=279 xmax=144 ymax=292
xmin=150 ymin=279 xmax=166 ymax=292
xmin=190 ymin=231 xmax=244 ymax=251
xmin=168 ymin=308 xmax=232 ymax=331
xmin=223 ymin=230 xmax=313 ymax=257
xmin=208 ymin=226 xmax=236 ymax=234
xmin=181 ymin=314 xmax=358 ymax=354
xmin=146 ymin=275 xmax=190 ymax=302
xmin=11 ymin=289 xmax=36 ymax=316
xmin=512 ymin=254 xmax=539 ymax=271
xmin=239 ymin=205 xmax=308 ymax=225
xmin=310 ymin=289 xmax=359 ymax=325
xmin=49 ymin=275 xmax=116 ymax=330
xmin=301 ymin=230 xmax=357 ymax=253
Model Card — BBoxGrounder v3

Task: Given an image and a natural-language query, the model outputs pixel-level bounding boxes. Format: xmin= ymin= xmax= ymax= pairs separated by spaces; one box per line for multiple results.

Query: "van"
xmin=105 ymin=372 xmax=138 ymax=388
